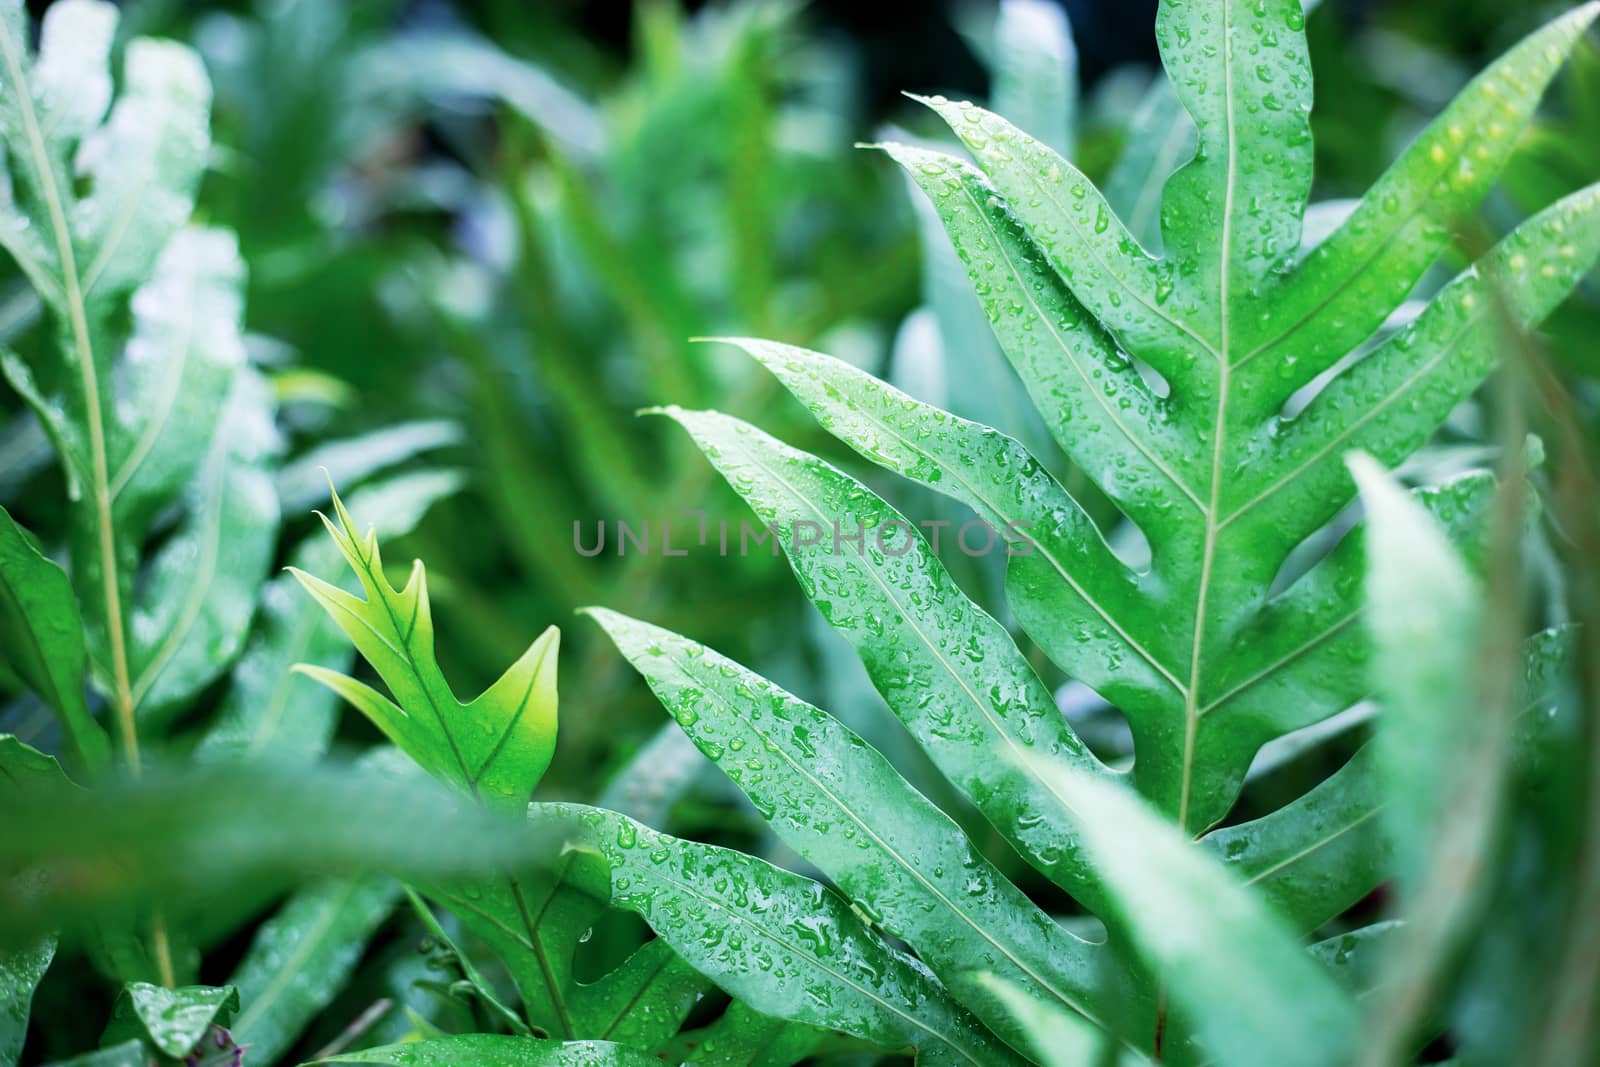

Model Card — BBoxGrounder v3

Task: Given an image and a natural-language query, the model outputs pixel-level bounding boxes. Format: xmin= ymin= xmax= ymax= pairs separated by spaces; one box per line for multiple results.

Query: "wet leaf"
xmin=0 ymin=506 xmax=109 ymax=775
xmin=101 ymin=982 xmax=237 ymax=1059
xmin=312 ymin=1035 xmax=662 ymax=1066
xmin=545 ymin=803 xmax=1023 ymax=1066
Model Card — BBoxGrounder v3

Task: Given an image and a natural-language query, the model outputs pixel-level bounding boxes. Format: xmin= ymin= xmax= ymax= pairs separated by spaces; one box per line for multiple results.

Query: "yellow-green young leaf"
xmin=1025 ymin=759 xmax=1359 ymax=1067
xmin=586 ymin=607 xmax=1139 ymax=1050
xmin=313 ymin=1036 xmax=663 ymax=1067
xmin=543 ymin=803 xmax=1024 ymax=1067
xmin=291 ymin=487 xmax=559 ymax=808
xmin=100 ymin=982 xmax=238 ymax=1059
xmin=0 ymin=506 xmax=109 ymax=775
xmin=197 ymin=469 xmax=463 ymax=764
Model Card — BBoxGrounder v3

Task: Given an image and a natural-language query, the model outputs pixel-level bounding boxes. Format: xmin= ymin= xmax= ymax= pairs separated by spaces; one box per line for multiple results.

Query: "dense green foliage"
xmin=3 ymin=0 xmax=1600 ymax=1064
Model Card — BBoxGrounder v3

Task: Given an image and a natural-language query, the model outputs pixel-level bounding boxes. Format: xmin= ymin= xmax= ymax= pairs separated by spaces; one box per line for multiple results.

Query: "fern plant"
xmin=562 ymin=1 xmax=1600 ymax=1063
xmin=285 ymin=2 xmax=1600 ymax=1065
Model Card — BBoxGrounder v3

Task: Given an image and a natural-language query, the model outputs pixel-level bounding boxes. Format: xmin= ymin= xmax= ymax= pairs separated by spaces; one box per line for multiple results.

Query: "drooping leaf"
xmin=543 ymin=803 xmax=1023 ymax=1067
xmin=0 ymin=506 xmax=109 ymax=774
xmin=313 ymin=1035 xmax=663 ymax=1067
xmin=226 ymin=878 xmax=401 ymax=1064
xmin=101 ymin=982 xmax=238 ymax=1059
xmin=291 ymin=487 xmax=558 ymax=810
xmin=0 ymin=934 xmax=54 ymax=1067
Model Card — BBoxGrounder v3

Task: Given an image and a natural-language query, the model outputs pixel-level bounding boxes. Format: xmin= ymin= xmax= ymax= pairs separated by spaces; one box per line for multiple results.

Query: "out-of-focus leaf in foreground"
xmin=0 ymin=748 xmax=559 ymax=944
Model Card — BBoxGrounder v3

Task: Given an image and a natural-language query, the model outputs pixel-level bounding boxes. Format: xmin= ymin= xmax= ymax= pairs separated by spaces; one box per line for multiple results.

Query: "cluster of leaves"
xmin=283 ymin=2 xmax=1600 ymax=1065
xmin=0 ymin=1 xmax=492 ymax=1062
xmin=6 ymin=0 xmax=1600 ymax=1064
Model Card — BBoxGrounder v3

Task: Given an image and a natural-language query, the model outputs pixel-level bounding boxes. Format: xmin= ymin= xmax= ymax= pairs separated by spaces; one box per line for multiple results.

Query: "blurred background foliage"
xmin=2 ymin=0 xmax=1598 ymax=1061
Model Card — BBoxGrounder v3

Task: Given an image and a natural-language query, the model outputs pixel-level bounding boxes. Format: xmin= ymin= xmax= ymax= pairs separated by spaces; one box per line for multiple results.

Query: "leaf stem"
xmin=0 ymin=23 xmax=140 ymax=775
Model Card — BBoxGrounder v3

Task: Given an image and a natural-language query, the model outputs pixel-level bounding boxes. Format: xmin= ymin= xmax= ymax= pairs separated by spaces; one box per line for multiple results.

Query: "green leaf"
xmin=645 ymin=403 xmax=1115 ymax=909
xmin=1240 ymin=3 xmax=1600 ymax=410
xmin=1203 ymin=746 xmax=1387 ymax=933
xmin=0 ymin=733 xmax=69 ymax=796
xmin=421 ymin=850 xmax=708 ymax=1046
xmin=821 ymin=4 xmax=1600 ymax=838
xmin=0 ymin=934 xmax=54 ymax=1067
xmin=1349 ymin=454 xmax=1484 ymax=893
xmin=1027 ymin=759 xmax=1359 ymax=1067
xmin=653 ymin=1000 xmax=843 ymax=1067
xmin=0 ymin=755 xmax=561 ymax=942
xmin=274 ymin=420 xmax=463 ymax=514
xmin=291 ymin=487 xmax=558 ymax=809
xmin=1101 ymin=78 xmax=1194 ymax=254
xmin=101 ymin=982 xmax=237 ymax=1059
xmin=127 ymin=366 xmax=280 ymax=728
xmin=0 ymin=506 xmax=109 ymax=775
xmin=197 ymin=470 xmax=462 ymax=765
xmin=544 ymin=803 xmax=1023 ymax=1066
xmin=312 ymin=1035 xmax=663 ymax=1067
xmin=586 ymin=607 xmax=1136 ymax=1048
xmin=402 ymin=887 xmax=531 ymax=1037
xmin=977 ymin=973 xmax=1148 ymax=1067
xmin=0 ymin=0 xmax=227 ymax=778
xmin=227 ymin=878 xmax=402 ymax=1064
xmin=990 ymin=0 xmax=1077 ymax=158
xmin=1309 ymin=921 xmax=1403 ymax=1001
xmin=1349 ymin=455 xmax=1517 ymax=1065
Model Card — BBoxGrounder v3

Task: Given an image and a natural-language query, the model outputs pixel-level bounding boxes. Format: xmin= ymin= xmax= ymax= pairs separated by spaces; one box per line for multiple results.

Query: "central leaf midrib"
xmin=0 ymin=16 xmax=139 ymax=772
xmin=1177 ymin=0 xmax=1241 ymax=836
